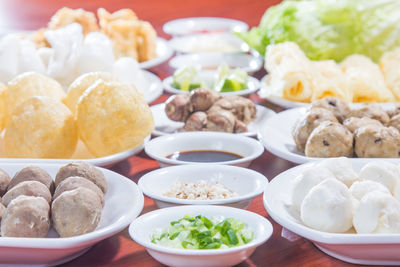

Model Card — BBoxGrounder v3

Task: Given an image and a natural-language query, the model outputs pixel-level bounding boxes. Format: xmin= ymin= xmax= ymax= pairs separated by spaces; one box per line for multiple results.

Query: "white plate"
xmin=163 ymin=70 xmax=260 ymax=97
xmin=144 ymin=131 xmax=265 ymax=168
xmin=263 ymin=161 xmax=400 ymax=265
xmin=129 ymin=205 xmax=272 ymax=267
xmin=163 ymin=17 xmax=248 ymax=36
xmin=0 ymin=162 xmax=144 ymax=267
xmin=141 ymin=71 xmax=163 ymax=104
xmin=169 ymin=52 xmax=263 ymax=73
xmin=151 ymin=103 xmax=275 ymax=137
xmin=258 ymin=75 xmax=309 ymax=109
xmin=168 ymin=33 xmax=249 ymax=54
xmin=138 ymin=164 xmax=268 ymax=209
xmin=258 ymin=107 xmax=400 ymax=164
xmin=139 ymin=38 xmax=173 ymax=69
xmin=0 ymin=136 xmax=150 ymax=168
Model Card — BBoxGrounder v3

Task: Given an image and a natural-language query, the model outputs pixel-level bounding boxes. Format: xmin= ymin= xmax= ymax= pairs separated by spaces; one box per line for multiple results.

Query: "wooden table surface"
xmin=0 ymin=0 xmax=368 ymax=266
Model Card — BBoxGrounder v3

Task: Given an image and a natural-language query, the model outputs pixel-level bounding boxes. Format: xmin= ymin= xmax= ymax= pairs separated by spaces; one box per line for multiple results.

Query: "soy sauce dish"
xmin=138 ymin=164 xmax=268 ymax=209
xmin=144 ymin=132 xmax=264 ymax=167
xmin=129 ymin=205 xmax=273 ymax=267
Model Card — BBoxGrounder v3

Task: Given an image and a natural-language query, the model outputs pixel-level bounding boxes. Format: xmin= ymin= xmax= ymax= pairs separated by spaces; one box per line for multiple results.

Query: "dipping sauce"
xmin=166 ymin=150 xmax=242 ymax=163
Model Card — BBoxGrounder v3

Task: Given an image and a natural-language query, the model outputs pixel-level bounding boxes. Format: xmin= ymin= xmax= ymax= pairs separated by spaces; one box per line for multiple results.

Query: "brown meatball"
xmin=8 ymin=166 xmax=54 ymax=194
xmin=190 ymin=88 xmax=220 ymax=111
xmin=354 ymin=126 xmax=400 ymax=158
xmin=165 ymin=94 xmax=193 ymax=122
xmin=1 ymin=195 xmax=50 ymax=237
xmin=305 ymin=121 xmax=354 ymax=158
xmin=53 ymin=176 xmax=104 ymax=206
xmin=389 ymin=113 xmax=400 ymax=132
xmin=350 ymin=104 xmax=390 ymax=125
xmin=52 ymin=187 xmax=102 ymax=237
xmin=311 ymin=97 xmax=351 ymax=123
xmin=343 ymin=117 xmax=383 ymax=133
xmin=0 ymin=169 xmax=10 ymax=196
xmin=0 ymin=203 xmax=5 ymax=221
xmin=2 ymin=181 xmax=51 ymax=207
xmin=205 ymin=106 xmax=236 ymax=133
xmin=184 ymin=111 xmax=207 ymax=131
xmin=292 ymin=108 xmax=338 ymax=152
xmin=212 ymin=96 xmax=256 ymax=124
xmin=55 ymin=162 xmax=107 ymax=193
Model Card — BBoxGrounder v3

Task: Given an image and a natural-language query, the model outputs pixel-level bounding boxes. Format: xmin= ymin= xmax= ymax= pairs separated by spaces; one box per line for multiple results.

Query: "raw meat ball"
xmin=55 ymin=162 xmax=107 ymax=193
xmin=1 ymin=195 xmax=50 ymax=237
xmin=354 ymin=125 xmax=400 ymax=158
xmin=292 ymin=108 xmax=338 ymax=152
xmin=53 ymin=176 xmax=104 ymax=206
xmin=52 ymin=187 xmax=102 ymax=237
xmin=8 ymin=166 xmax=54 ymax=194
xmin=305 ymin=121 xmax=353 ymax=158
xmin=2 ymin=181 xmax=51 ymax=207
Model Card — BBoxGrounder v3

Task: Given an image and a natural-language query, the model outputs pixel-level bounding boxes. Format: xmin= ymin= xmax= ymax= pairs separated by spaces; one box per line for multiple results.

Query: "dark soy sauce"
xmin=166 ymin=150 xmax=243 ymax=163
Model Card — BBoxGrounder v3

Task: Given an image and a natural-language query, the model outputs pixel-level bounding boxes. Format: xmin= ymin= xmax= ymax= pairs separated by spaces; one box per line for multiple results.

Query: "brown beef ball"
xmin=1 ymin=195 xmax=50 ymax=237
xmin=2 ymin=181 xmax=52 ymax=207
xmin=0 ymin=169 xmax=10 ymax=196
xmin=53 ymin=176 xmax=104 ymax=206
xmin=350 ymin=104 xmax=390 ymax=125
xmin=8 ymin=166 xmax=54 ymax=194
xmin=343 ymin=117 xmax=383 ymax=133
xmin=305 ymin=121 xmax=354 ymax=158
xmin=354 ymin=125 xmax=400 ymax=158
xmin=0 ymin=202 xmax=5 ymax=221
xmin=55 ymin=162 xmax=107 ymax=193
xmin=52 ymin=187 xmax=103 ymax=237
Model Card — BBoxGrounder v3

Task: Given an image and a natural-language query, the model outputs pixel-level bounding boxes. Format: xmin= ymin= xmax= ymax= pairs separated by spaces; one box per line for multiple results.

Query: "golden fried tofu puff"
xmin=77 ymin=80 xmax=154 ymax=157
xmin=64 ymin=71 xmax=118 ymax=115
xmin=4 ymin=72 xmax=66 ymax=125
xmin=4 ymin=96 xmax=77 ymax=159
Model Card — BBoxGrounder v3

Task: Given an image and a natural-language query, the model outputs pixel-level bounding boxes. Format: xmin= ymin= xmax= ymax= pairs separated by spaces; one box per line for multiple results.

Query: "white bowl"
xmin=263 ymin=161 xmax=400 ymax=265
xmin=144 ymin=132 xmax=264 ymax=168
xmin=168 ymin=33 xmax=249 ymax=54
xmin=169 ymin=52 xmax=263 ymax=73
xmin=163 ymin=17 xmax=248 ymax=36
xmin=163 ymin=70 xmax=260 ymax=97
xmin=139 ymin=37 xmax=173 ymax=69
xmin=138 ymin=164 xmax=268 ymax=209
xmin=129 ymin=205 xmax=272 ymax=267
xmin=0 ymin=162 xmax=144 ymax=267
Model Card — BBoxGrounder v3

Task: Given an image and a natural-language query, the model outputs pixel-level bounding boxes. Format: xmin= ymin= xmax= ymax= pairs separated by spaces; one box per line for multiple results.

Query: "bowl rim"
xmin=162 ymin=70 xmax=260 ymax=96
xmin=129 ymin=205 xmax=273 ymax=255
xmin=144 ymin=131 xmax=265 ymax=166
xmin=138 ymin=164 xmax=268 ymax=205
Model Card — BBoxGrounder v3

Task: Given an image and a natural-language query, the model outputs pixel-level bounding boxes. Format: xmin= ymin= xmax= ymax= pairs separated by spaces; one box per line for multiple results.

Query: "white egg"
xmin=353 ymin=191 xmax=400 ymax=234
xmin=301 ymin=179 xmax=353 ymax=233
xmin=317 ymin=157 xmax=358 ymax=187
xmin=359 ymin=161 xmax=400 ymax=194
xmin=291 ymin=165 xmax=335 ymax=211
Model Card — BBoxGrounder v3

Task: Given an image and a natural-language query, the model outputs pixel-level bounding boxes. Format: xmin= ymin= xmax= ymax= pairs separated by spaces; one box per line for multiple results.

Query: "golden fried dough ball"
xmin=4 ymin=96 xmax=78 ymax=159
xmin=4 ymin=72 xmax=66 ymax=124
xmin=65 ymin=72 xmax=118 ymax=114
xmin=0 ymin=82 xmax=7 ymax=131
xmin=77 ymin=80 xmax=154 ymax=157
xmin=98 ymin=8 xmax=138 ymax=26
xmin=48 ymin=7 xmax=99 ymax=35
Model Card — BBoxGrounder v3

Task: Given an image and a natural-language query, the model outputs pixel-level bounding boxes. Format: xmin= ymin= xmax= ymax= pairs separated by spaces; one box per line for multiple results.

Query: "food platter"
xmin=151 ymin=103 xmax=275 ymax=137
xmin=263 ymin=161 xmax=400 ymax=265
xmin=139 ymin=38 xmax=174 ymax=69
xmin=258 ymin=107 xmax=400 ymax=164
xmin=0 ymin=162 xmax=144 ymax=267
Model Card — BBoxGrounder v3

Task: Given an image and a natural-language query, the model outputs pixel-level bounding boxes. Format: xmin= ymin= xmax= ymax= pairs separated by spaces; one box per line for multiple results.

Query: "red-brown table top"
xmin=0 ymin=0 xmax=369 ymax=266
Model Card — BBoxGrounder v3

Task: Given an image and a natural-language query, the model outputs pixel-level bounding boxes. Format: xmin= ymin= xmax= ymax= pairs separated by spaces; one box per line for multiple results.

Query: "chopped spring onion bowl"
xmin=152 ymin=215 xmax=253 ymax=249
